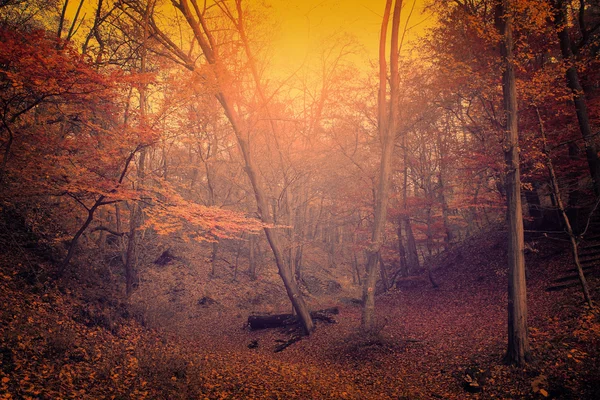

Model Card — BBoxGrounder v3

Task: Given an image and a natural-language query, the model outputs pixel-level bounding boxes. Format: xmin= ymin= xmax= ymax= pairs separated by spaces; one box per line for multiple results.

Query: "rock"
xmin=248 ymin=340 xmax=259 ymax=349
xmin=197 ymin=296 xmax=217 ymax=307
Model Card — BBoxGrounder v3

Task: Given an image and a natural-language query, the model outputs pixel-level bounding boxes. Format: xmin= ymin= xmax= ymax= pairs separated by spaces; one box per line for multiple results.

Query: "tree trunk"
xmin=555 ymin=0 xmax=600 ymax=196
xmin=401 ymin=136 xmax=419 ymax=274
xmin=59 ymin=200 xmax=102 ymax=275
xmin=437 ymin=131 xmax=453 ymax=250
xmin=248 ymin=233 xmax=257 ymax=280
xmin=378 ymin=254 xmax=390 ymax=292
xmin=397 ymin=217 xmax=408 ymax=276
xmin=497 ymin=0 xmax=531 ymax=366
xmin=125 ymin=198 xmax=142 ymax=295
xmin=210 ymin=241 xmax=219 ymax=277
xmin=362 ymin=0 xmax=400 ymax=333
xmin=404 ymin=216 xmax=420 ymax=274
xmin=352 ymin=251 xmax=362 ymax=285
xmin=524 ymin=187 xmax=542 ymax=228
xmin=537 ymin=108 xmax=594 ymax=308
xmin=124 ymin=2 xmax=152 ymax=296
xmin=425 ymin=205 xmax=434 ymax=257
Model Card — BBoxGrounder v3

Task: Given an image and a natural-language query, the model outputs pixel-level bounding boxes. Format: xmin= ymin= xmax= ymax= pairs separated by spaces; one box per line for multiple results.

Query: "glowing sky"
xmin=268 ymin=0 xmax=432 ymax=71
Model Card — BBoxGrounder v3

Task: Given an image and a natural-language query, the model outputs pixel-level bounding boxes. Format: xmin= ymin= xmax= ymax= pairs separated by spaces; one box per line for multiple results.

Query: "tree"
xmin=536 ymin=107 xmax=594 ymax=308
xmin=497 ymin=0 xmax=531 ymax=366
xmin=121 ymin=0 xmax=315 ymax=334
xmin=362 ymin=0 xmax=402 ymax=333
xmin=552 ymin=0 xmax=600 ymax=196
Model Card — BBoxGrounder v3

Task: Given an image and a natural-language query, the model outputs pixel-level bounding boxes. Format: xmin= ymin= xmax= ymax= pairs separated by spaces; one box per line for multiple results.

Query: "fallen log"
xmin=247 ymin=307 xmax=339 ymax=330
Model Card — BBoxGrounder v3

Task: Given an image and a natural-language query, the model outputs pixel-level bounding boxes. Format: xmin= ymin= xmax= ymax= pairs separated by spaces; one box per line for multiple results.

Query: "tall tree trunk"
xmin=404 ymin=216 xmax=420 ymax=274
xmin=397 ymin=217 xmax=408 ymax=276
xmin=497 ymin=0 xmax=531 ymax=366
xmin=378 ymin=254 xmax=390 ymax=292
xmin=437 ymin=130 xmax=453 ymax=250
xmin=124 ymin=0 xmax=153 ymax=296
xmin=401 ymin=138 xmax=419 ymax=273
xmin=555 ymin=0 xmax=600 ymax=196
xmin=352 ymin=251 xmax=362 ymax=285
xmin=124 ymin=201 xmax=140 ymax=295
xmin=362 ymin=0 xmax=400 ymax=333
xmin=425 ymin=204 xmax=434 ymax=257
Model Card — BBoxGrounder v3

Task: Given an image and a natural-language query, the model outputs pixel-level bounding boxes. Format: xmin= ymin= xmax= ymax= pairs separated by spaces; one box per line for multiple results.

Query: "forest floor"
xmin=1 ymin=229 xmax=599 ymax=399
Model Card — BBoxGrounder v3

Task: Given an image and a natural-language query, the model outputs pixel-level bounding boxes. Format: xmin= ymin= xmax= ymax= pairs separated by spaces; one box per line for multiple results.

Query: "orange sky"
xmin=268 ymin=0 xmax=432 ymax=72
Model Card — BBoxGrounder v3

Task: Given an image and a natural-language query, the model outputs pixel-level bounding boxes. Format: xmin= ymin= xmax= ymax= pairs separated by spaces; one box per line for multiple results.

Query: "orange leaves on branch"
xmin=143 ymin=184 xmax=264 ymax=242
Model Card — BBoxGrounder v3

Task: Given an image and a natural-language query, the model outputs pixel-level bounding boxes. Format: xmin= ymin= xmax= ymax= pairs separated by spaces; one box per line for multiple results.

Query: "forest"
xmin=0 ymin=0 xmax=599 ymax=398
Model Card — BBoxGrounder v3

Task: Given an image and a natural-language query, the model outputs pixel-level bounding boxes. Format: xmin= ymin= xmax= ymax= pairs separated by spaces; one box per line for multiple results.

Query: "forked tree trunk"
xmin=497 ymin=0 xmax=531 ymax=366
xmin=362 ymin=0 xmax=401 ymax=333
xmin=59 ymin=200 xmax=102 ymax=275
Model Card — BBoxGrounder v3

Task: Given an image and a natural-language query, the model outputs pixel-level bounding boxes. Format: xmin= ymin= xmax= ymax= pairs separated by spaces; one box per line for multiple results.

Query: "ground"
xmin=0 ymin=229 xmax=599 ymax=399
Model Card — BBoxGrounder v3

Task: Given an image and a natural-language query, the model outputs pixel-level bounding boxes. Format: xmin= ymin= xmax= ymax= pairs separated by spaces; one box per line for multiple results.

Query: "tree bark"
xmin=248 ymin=233 xmax=257 ymax=280
xmin=403 ymin=215 xmax=420 ymax=274
xmin=397 ymin=217 xmax=408 ymax=276
xmin=401 ymin=137 xmax=419 ymax=274
xmin=555 ymin=0 xmax=600 ymax=196
xmin=497 ymin=0 xmax=531 ymax=366
xmin=207 ymin=241 xmax=218 ymax=275
xmin=437 ymin=130 xmax=454 ymax=250
xmin=124 ymin=1 xmax=153 ymax=296
xmin=378 ymin=254 xmax=390 ymax=292
xmin=362 ymin=0 xmax=400 ymax=333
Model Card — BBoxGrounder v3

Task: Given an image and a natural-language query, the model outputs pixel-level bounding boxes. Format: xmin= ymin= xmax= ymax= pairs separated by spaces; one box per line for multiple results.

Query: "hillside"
xmin=1 ymin=223 xmax=599 ymax=399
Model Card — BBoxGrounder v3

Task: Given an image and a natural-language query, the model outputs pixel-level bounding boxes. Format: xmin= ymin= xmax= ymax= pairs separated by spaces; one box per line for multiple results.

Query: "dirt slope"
xmin=1 ymin=229 xmax=599 ymax=399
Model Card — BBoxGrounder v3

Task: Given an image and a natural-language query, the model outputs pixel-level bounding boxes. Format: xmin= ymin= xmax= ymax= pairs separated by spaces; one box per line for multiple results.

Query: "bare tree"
xmin=121 ymin=0 xmax=314 ymax=333
xmin=362 ymin=0 xmax=402 ymax=333
xmin=496 ymin=0 xmax=531 ymax=366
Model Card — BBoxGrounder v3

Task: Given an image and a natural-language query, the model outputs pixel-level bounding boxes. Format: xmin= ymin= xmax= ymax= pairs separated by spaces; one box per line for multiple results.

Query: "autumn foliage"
xmin=1 ymin=0 xmax=600 ymax=398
